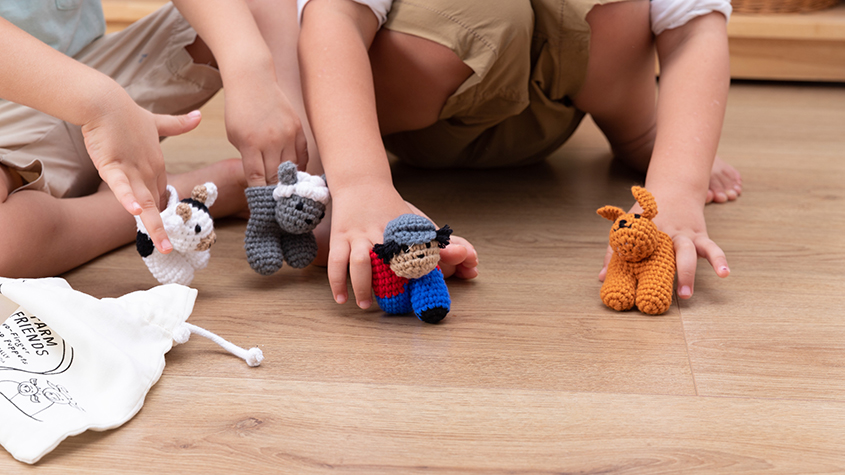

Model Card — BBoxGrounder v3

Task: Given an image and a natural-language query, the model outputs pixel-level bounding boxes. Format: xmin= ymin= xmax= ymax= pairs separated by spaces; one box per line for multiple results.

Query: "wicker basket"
xmin=732 ymin=0 xmax=841 ymax=14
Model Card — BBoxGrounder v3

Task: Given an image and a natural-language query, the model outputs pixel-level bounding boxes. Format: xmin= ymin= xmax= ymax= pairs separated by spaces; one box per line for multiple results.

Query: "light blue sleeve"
xmin=0 ymin=0 xmax=105 ymax=57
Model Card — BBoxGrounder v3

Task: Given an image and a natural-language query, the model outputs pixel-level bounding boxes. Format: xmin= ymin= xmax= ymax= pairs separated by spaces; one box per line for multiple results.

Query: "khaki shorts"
xmin=0 ymin=3 xmax=222 ymax=198
xmin=382 ymin=0 xmax=628 ymax=168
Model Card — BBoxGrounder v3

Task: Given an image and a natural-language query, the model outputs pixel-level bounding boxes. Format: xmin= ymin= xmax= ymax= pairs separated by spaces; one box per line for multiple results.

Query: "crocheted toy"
xmin=370 ymin=214 xmax=452 ymax=324
xmin=244 ymin=161 xmax=329 ymax=275
xmin=597 ymin=186 xmax=676 ymax=315
xmin=136 ymin=182 xmax=218 ymax=286
xmin=597 ymin=186 xmax=675 ymax=315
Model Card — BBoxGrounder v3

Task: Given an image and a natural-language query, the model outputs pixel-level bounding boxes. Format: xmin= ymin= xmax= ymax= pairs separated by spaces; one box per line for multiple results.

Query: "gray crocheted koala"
xmin=244 ymin=162 xmax=330 ymax=275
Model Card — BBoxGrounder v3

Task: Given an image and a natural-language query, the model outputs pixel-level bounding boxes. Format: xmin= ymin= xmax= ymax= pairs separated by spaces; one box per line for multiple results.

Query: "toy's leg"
xmin=370 ymin=249 xmax=412 ymax=314
xmin=409 ymin=267 xmax=450 ymax=324
xmin=279 ymin=232 xmax=319 ymax=268
xmin=244 ymin=186 xmax=285 ymax=275
xmin=635 ymin=238 xmax=676 ymax=315
xmin=183 ymin=248 xmax=211 ymax=271
xmin=375 ymin=289 xmax=413 ymax=315
xmin=600 ymin=260 xmax=637 ymax=312
xmin=146 ymin=252 xmax=196 ymax=286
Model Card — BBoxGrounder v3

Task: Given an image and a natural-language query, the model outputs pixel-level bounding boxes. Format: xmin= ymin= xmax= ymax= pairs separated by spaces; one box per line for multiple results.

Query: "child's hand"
xmin=223 ymin=78 xmax=308 ymax=187
xmin=439 ymin=235 xmax=479 ymax=280
xmin=598 ymin=195 xmax=729 ymax=299
xmin=82 ymin=93 xmax=202 ymax=254
xmin=327 ymin=182 xmax=414 ymax=308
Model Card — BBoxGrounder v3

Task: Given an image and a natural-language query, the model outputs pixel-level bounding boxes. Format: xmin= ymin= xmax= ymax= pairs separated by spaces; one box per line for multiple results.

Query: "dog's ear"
xmin=597 ymin=206 xmax=625 ymax=222
xmin=631 ymin=186 xmax=657 ymax=220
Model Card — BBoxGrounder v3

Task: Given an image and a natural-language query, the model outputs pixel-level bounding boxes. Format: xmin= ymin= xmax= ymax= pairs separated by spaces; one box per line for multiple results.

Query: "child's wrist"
xmin=77 ymin=78 xmax=135 ymax=126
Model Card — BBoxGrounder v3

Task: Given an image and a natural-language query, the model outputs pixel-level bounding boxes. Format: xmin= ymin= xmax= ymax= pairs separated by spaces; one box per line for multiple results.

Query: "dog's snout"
xmin=618 ymin=219 xmax=629 ymax=229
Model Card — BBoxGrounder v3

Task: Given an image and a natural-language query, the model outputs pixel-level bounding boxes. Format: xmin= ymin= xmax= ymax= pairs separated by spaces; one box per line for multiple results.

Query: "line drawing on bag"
xmin=0 ymin=377 xmax=84 ymax=422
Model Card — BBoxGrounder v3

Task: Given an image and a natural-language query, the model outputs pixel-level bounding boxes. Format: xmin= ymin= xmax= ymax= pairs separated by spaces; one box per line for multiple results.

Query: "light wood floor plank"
xmin=23 ymin=381 xmax=845 ymax=474
xmin=4 ymin=82 xmax=845 ymax=470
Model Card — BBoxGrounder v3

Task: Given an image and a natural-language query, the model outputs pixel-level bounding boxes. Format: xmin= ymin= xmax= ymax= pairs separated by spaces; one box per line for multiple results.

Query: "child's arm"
xmin=643 ymin=12 xmax=732 ymax=299
xmin=0 ymin=17 xmax=200 ymax=254
xmin=299 ymin=0 xmax=415 ymax=308
xmin=171 ymin=0 xmax=308 ymax=186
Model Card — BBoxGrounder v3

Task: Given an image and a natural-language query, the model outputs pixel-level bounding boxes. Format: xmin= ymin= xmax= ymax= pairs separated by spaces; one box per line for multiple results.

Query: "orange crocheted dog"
xmin=597 ymin=186 xmax=676 ymax=315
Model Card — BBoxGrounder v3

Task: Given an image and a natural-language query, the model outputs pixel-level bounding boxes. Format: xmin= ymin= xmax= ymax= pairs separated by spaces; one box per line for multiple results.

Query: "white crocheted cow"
xmin=136 ymin=183 xmax=217 ymax=285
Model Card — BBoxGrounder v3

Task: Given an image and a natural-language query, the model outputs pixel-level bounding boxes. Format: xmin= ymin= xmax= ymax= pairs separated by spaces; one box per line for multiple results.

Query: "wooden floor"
xmin=4 ymin=81 xmax=845 ymax=472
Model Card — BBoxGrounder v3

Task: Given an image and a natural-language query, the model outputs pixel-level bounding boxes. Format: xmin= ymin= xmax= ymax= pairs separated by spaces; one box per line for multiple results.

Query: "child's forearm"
xmin=0 ymin=17 xmax=131 ymax=126
xmin=647 ymin=13 xmax=730 ymax=202
xmin=298 ymin=0 xmax=391 ymax=192
xmin=171 ymin=0 xmax=275 ymax=85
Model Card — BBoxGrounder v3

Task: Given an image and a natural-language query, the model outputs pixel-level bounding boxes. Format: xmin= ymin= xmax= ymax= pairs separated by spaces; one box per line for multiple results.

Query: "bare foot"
xmin=168 ymin=158 xmax=249 ymax=218
xmin=707 ymin=156 xmax=742 ymax=204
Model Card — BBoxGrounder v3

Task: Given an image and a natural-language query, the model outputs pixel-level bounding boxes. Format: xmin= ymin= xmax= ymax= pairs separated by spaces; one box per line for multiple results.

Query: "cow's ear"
xmin=176 ymin=203 xmax=192 ymax=223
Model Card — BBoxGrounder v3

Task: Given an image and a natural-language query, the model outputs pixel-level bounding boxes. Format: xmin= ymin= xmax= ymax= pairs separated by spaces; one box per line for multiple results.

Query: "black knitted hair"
xmin=373 ymin=241 xmax=402 ymax=265
xmin=435 ymin=225 xmax=452 ymax=248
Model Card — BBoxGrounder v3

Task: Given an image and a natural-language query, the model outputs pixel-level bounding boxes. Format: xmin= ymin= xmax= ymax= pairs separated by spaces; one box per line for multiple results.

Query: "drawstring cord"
xmin=173 ymin=323 xmax=264 ymax=367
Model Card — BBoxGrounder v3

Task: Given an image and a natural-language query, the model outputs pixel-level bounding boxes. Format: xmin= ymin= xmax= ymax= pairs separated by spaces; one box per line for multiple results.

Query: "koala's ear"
xmin=631 ymin=186 xmax=658 ymax=220
xmin=191 ymin=182 xmax=218 ymax=208
xmin=597 ymin=206 xmax=625 ymax=222
xmin=278 ymin=161 xmax=298 ymax=185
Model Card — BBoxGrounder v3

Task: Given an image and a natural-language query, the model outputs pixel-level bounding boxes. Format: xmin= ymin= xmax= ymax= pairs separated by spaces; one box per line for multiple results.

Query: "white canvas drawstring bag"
xmin=0 ymin=277 xmax=262 ymax=464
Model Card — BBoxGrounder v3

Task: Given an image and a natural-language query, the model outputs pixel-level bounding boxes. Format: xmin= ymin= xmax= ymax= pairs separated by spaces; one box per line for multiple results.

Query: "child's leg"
xmin=573 ymin=0 xmax=741 ymax=202
xmin=0 ymin=159 xmax=246 ymax=278
xmin=245 ymin=0 xmax=478 ymax=278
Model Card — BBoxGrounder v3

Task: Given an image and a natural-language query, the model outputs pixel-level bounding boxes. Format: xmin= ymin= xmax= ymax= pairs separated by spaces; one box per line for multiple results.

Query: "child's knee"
xmin=0 ymin=164 xmax=23 ymax=203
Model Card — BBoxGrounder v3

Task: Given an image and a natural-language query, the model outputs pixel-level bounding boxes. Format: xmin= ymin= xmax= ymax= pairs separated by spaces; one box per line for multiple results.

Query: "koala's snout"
xmin=196 ymin=231 xmax=217 ymax=251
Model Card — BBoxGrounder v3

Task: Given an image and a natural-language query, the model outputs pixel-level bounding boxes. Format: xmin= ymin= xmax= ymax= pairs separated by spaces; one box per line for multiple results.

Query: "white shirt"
xmin=297 ymin=0 xmax=392 ymax=26
xmin=650 ymin=0 xmax=732 ymax=35
xmin=296 ymin=0 xmax=731 ymax=41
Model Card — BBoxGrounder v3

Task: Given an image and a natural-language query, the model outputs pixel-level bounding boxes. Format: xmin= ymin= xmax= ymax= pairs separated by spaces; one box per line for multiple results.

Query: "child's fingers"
xmin=348 ymin=240 xmax=374 ymax=309
xmin=697 ymin=237 xmax=730 ymax=278
xmin=598 ymin=245 xmax=613 ymax=281
xmin=103 ymin=169 xmax=171 ymax=253
xmin=240 ymin=147 xmax=268 ymax=188
xmin=327 ymin=242 xmax=351 ymax=304
xmin=294 ymin=129 xmax=309 ymax=171
xmin=154 ymin=110 xmax=202 ymax=137
xmin=453 ymin=263 xmax=479 ymax=280
xmin=265 ymin=147 xmax=285 ymax=186
xmin=673 ymin=237 xmax=698 ymax=299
